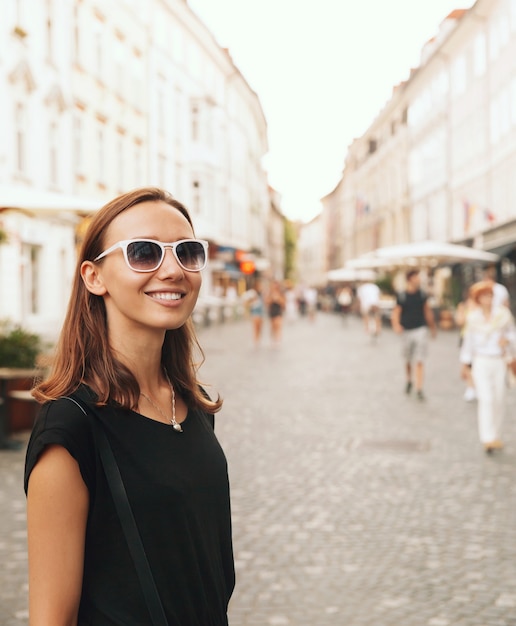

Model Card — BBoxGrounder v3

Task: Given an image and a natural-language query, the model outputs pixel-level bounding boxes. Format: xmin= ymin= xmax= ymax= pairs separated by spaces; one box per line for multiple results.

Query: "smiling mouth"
xmin=147 ymin=292 xmax=185 ymax=301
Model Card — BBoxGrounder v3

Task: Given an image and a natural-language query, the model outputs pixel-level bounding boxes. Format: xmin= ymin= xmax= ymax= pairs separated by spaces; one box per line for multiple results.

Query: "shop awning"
xmin=0 ymin=184 xmax=104 ymax=215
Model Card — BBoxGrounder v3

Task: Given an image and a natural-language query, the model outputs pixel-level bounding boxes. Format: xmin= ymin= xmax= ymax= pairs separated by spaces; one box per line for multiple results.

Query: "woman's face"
xmin=478 ymin=291 xmax=493 ymax=308
xmin=87 ymin=200 xmax=202 ymax=335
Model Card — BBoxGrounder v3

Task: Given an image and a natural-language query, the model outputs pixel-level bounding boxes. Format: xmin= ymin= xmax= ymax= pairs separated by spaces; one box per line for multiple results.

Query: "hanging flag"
xmin=463 ymin=199 xmax=471 ymax=232
xmin=463 ymin=199 xmax=476 ymax=233
xmin=355 ymin=195 xmax=371 ymax=216
xmin=484 ymin=208 xmax=496 ymax=223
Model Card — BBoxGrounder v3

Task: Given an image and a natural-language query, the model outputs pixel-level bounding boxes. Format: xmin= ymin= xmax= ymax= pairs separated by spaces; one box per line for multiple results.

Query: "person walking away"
xmin=267 ymin=280 xmax=286 ymax=347
xmin=337 ymin=286 xmax=353 ymax=324
xmin=248 ymin=282 xmax=266 ymax=347
xmin=356 ymin=281 xmax=381 ymax=338
xmin=24 ymin=188 xmax=234 ymax=625
xmin=459 ymin=280 xmax=516 ymax=454
xmin=391 ymin=269 xmax=437 ymax=400
xmin=304 ymin=286 xmax=318 ymax=322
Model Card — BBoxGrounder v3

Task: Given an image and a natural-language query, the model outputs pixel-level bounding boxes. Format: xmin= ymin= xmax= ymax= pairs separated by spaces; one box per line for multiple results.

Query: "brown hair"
xmin=469 ymin=280 xmax=494 ymax=304
xmin=33 ymin=187 xmax=222 ymax=414
xmin=405 ymin=269 xmax=419 ymax=281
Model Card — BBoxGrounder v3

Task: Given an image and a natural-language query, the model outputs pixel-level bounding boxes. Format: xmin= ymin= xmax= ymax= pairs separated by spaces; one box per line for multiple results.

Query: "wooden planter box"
xmin=6 ymin=377 xmax=39 ymax=432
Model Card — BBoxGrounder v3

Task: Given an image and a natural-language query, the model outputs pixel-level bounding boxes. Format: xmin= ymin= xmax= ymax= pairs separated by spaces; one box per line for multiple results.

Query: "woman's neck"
xmin=110 ymin=328 xmax=166 ymax=389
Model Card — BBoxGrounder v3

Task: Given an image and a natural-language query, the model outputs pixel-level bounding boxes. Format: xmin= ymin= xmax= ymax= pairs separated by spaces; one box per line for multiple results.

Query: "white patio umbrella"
xmin=346 ymin=240 xmax=500 ymax=269
xmin=346 ymin=255 xmax=399 ymax=270
xmin=326 ymin=267 xmax=377 ymax=282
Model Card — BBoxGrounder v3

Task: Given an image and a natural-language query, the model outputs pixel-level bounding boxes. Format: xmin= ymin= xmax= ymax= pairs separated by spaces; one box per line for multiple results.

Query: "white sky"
xmin=188 ymin=0 xmax=476 ymax=222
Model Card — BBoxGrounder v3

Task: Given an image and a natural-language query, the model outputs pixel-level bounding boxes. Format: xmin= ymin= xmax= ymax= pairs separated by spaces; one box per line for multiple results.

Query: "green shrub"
xmin=375 ymin=275 xmax=395 ymax=295
xmin=0 ymin=325 xmax=41 ymax=368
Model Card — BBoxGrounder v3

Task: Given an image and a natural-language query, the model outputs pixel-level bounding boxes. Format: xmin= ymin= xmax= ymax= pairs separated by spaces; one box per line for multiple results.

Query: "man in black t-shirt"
xmin=391 ymin=269 xmax=437 ymax=400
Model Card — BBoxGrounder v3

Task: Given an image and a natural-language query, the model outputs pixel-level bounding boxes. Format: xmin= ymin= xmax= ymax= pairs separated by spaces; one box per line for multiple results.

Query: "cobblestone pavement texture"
xmin=1 ymin=313 xmax=516 ymax=625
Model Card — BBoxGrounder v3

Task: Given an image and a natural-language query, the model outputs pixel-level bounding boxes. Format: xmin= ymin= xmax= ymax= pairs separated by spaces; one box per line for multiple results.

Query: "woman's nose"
xmin=158 ymin=247 xmax=185 ymax=277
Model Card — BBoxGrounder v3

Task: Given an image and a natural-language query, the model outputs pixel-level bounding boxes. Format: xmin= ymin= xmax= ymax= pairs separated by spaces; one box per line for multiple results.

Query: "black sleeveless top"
xmin=24 ymin=389 xmax=235 ymax=626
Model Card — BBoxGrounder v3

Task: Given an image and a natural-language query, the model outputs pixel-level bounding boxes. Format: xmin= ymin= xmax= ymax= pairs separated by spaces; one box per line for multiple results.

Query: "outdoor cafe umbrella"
xmin=346 ymin=240 xmax=500 ymax=270
xmin=326 ymin=267 xmax=377 ymax=282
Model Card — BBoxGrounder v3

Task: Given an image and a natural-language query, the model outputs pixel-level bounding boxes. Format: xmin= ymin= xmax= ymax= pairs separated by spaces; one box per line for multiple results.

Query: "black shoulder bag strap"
xmin=65 ymin=395 xmax=169 ymax=626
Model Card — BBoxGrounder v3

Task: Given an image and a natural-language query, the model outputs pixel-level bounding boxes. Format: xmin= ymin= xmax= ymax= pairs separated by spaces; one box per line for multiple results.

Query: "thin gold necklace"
xmin=140 ymin=371 xmax=183 ymax=432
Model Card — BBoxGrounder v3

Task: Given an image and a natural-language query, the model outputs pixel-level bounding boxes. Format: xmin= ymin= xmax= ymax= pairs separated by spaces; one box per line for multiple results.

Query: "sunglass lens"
xmin=176 ymin=241 xmax=206 ymax=270
xmin=127 ymin=241 xmax=163 ymax=270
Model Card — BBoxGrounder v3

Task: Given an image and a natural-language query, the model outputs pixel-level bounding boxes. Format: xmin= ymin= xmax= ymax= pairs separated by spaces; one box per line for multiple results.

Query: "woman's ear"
xmin=81 ymin=261 xmax=107 ymax=296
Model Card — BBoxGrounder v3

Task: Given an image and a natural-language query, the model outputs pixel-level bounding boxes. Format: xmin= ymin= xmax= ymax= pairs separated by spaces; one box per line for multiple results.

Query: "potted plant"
xmin=0 ymin=323 xmax=41 ymax=368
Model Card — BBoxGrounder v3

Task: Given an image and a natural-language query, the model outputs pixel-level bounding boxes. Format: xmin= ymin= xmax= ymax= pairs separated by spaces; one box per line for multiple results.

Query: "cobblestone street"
xmin=2 ymin=312 xmax=516 ymax=625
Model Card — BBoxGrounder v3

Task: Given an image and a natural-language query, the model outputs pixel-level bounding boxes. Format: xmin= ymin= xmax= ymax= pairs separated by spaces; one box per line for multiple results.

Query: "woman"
xmin=248 ymin=281 xmax=265 ymax=347
xmin=460 ymin=280 xmax=516 ymax=454
xmin=24 ymin=188 xmax=235 ymax=625
xmin=266 ymin=280 xmax=286 ymax=347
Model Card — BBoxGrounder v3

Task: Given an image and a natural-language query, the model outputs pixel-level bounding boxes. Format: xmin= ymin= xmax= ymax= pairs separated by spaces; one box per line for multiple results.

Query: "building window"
xmin=511 ymin=0 xmax=516 ymax=30
xmin=15 ymin=0 xmax=26 ymax=32
xmin=175 ymin=162 xmax=182 ymax=198
xmin=134 ymin=140 xmax=143 ymax=187
xmin=23 ymin=244 xmax=41 ymax=315
xmin=114 ymin=38 xmax=126 ymax=98
xmin=191 ymin=102 xmax=199 ymax=141
xmin=511 ymin=77 xmax=516 ymax=126
xmin=73 ymin=4 xmax=80 ymax=63
xmin=97 ymin=126 xmax=105 ymax=186
xmin=49 ymin=121 xmax=58 ymax=185
xmin=94 ymin=26 xmax=104 ymax=82
xmin=192 ymin=179 xmax=201 ymax=214
xmin=15 ymin=103 xmax=27 ymax=173
xmin=117 ymin=134 xmax=125 ymax=191
xmin=489 ymin=18 xmax=501 ymax=61
xmin=132 ymin=51 xmax=143 ymax=110
xmin=451 ymin=56 xmax=466 ymax=96
xmin=157 ymin=87 xmax=166 ymax=136
xmin=73 ymin=115 xmax=83 ymax=175
xmin=158 ymin=154 xmax=166 ymax=187
xmin=473 ymin=34 xmax=486 ymax=76
xmin=46 ymin=0 xmax=54 ymax=61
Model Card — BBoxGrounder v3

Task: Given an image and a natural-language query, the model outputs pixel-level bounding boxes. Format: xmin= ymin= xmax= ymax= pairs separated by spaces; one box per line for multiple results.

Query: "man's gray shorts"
xmin=402 ymin=326 xmax=428 ymax=362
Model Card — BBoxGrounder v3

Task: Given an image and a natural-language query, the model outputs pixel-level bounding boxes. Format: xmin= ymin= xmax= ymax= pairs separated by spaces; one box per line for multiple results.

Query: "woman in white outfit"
xmin=460 ymin=280 xmax=516 ymax=454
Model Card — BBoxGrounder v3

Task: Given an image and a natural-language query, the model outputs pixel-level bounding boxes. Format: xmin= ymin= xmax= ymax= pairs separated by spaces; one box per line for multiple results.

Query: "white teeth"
xmin=149 ymin=292 xmax=183 ymax=301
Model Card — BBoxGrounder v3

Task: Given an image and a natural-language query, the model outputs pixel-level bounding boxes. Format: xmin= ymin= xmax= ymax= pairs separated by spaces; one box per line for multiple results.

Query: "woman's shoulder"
xmin=494 ymin=305 xmax=514 ymax=325
xmin=34 ymin=395 xmax=92 ymax=432
xmin=25 ymin=394 xmax=97 ymax=494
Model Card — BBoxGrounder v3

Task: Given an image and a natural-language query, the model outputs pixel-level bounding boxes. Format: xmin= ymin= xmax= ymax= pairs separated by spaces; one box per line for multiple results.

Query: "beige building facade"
xmin=322 ymin=0 xmax=516 ymax=298
xmin=0 ymin=0 xmax=271 ymax=337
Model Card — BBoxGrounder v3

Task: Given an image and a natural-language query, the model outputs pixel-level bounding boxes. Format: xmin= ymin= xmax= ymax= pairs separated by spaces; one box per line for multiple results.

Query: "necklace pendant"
xmin=171 ymin=420 xmax=183 ymax=433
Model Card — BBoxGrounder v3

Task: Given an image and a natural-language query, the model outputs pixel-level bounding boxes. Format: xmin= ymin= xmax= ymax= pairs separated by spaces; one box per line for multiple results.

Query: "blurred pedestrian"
xmin=24 ymin=188 xmax=234 ymax=625
xmin=357 ymin=281 xmax=381 ymax=338
xmin=483 ymin=265 xmax=510 ymax=308
xmin=391 ymin=269 xmax=437 ymax=400
xmin=337 ymin=286 xmax=353 ymax=324
xmin=460 ymin=280 xmax=516 ymax=454
xmin=248 ymin=281 xmax=266 ymax=347
xmin=304 ymin=286 xmax=318 ymax=322
xmin=297 ymin=285 xmax=307 ymax=317
xmin=455 ymin=288 xmax=478 ymax=402
xmin=284 ymin=281 xmax=299 ymax=323
xmin=267 ymin=280 xmax=286 ymax=347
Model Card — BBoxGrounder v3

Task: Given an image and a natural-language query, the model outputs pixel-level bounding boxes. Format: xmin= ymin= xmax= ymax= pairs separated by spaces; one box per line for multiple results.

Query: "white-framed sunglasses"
xmin=94 ymin=238 xmax=209 ymax=273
